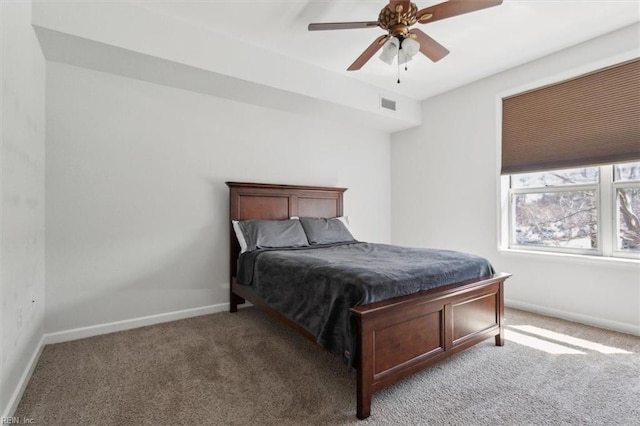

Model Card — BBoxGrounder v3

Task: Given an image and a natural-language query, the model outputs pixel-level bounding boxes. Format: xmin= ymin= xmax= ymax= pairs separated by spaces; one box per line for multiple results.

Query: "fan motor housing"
xmin=378 ymin=2 xmax=418 ymax=31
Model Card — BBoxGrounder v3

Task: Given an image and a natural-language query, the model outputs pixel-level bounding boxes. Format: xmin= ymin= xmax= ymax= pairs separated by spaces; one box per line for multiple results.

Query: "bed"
xmin=227 ymin=181 xmax=510 ymax=419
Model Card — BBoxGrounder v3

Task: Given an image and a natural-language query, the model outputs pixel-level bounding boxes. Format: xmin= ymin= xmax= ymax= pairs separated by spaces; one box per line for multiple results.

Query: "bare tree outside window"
xmin=513 ymin=191 xmax=597 ymax=248
xmin=615 ymin=163 xmax=640 ymax=251
xmin=511 ymin=167 xmax=598 ymax=250
xmin=508 ymin=163 xmax=640 ymax=257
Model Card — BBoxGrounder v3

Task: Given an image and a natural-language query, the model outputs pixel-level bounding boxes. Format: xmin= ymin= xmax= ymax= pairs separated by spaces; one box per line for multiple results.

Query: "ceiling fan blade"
xmin=409 ymin=29 xmax=450 ymax=62
xmin=416 ymin=0 xmax=503 ymax=24
xmin=347 ymin=35 xmax=389 ymax=71
xmin=308 ymin=21 xmax=379 ymax=31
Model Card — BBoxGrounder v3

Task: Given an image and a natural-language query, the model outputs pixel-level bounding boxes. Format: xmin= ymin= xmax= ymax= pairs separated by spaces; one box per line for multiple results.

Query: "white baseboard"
xmin=44 ymin=303 xmax=230 ymax=345
xmin=2 ymin=334 xmax=45 ymax=419
xmin=505 ymin=299 xmax=640 ymax=336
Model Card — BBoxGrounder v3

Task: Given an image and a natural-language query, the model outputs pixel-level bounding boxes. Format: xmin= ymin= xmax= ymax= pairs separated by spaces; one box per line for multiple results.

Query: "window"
xmin=505 ymin=162 xmax=640 ymax=259
xmin=615 ymin=163 xmax=640 ymax=253
xmin=500 ymin=59 xmax=639 ymax=260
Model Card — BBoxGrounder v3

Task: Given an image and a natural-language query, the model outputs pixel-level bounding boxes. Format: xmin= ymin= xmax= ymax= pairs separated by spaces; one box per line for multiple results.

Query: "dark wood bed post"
xmin=495 ymin=280 xmax=505 ymax=346
xmin=229 ymin=291 xmax=245 ymax=313
xmin=353 ymin=316 xmax=374 ymax=419
xmin=228 ymin=183 xmax=245 ymax=312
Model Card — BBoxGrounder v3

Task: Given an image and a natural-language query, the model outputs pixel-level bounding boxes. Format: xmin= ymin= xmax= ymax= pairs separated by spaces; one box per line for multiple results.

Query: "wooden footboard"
xmin=351 ymin=273 xmax=509 ymax=419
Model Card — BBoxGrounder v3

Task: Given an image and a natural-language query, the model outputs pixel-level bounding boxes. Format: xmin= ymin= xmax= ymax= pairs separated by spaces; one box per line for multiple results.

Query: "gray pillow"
xmin=238 ymin=219 xmax=309 ymax=251
xmin=299 ymin=217 xmax=356 ymax=245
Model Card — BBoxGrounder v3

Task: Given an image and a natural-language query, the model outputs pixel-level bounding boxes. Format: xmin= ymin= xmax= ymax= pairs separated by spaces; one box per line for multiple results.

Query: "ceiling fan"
xmin=308 ymin=0 xmax=503 ymax=72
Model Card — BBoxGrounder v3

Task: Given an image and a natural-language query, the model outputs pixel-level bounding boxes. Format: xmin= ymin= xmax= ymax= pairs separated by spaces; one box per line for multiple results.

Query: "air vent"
xmin=380 ymin=97 xmax=396 ymax=111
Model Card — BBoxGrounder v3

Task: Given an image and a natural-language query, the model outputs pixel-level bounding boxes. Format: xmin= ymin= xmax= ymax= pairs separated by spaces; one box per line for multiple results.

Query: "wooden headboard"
xmin=226 ymin=182 xmax=347 ymax=280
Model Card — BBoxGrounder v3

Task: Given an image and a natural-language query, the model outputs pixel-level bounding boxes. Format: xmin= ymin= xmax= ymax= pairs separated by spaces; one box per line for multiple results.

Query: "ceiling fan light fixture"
xmin=379 ymin=37 xmax=400 ymax=65
xmin=379 ymin=36 xmax=420 ymax=65
xmin=401 ymin=37 xmax=420 ymax=57
xmin=397 ymin=51 xmax=413 ymax=65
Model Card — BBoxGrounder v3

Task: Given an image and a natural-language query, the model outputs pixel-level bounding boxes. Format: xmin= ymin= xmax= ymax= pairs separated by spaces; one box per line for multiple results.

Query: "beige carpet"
xmin=15 ymin=308 xmax=640 ymax=425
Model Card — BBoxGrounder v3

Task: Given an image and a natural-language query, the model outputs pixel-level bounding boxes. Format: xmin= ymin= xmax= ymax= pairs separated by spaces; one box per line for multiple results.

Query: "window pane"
xmin=511 ymin=167 xmax=599 ymax=189
xmin=617 ymin=188 xmax=640 ymax=251
xmin=512 ymin=190 xmax=598 ymax=249
xmin=614 ymin=162 xmax=640 ymax=182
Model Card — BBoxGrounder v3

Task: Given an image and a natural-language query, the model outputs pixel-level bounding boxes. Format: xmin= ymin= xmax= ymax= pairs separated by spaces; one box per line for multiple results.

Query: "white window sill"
xmin=498 ymin=247 xmax=640 ymax=269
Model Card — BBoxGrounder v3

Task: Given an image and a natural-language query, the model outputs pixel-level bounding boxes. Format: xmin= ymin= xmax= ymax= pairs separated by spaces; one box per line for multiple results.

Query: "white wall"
xmin=1 ymin=0 xmax=46 ymax=416
xmin=391 ymin=24 xmax=640 ymax=335
xmin=45 ymin=61 xmax=391 ymax=334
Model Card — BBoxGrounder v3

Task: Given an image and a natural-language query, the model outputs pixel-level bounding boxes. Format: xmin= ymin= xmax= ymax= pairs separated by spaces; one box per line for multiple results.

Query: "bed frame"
xmin=227 ymin=181 xmax=510 ymax=419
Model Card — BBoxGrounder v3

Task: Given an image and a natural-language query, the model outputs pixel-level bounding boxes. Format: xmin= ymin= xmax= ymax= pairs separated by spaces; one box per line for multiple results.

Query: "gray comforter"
xmin=236 ymin=242 xmax=494 ymax=366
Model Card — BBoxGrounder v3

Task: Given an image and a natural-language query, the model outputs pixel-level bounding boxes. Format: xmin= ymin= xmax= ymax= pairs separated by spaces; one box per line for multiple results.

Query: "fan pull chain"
xmin=397 ymin=55 xmax=400 ymax=84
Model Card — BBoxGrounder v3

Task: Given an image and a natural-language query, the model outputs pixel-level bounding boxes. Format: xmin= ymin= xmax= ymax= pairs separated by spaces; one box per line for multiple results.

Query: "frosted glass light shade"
xmin=401 ymin=38 xmax=420 ymax=57
xmin=379 ymin=37 xmax=399 ymax=65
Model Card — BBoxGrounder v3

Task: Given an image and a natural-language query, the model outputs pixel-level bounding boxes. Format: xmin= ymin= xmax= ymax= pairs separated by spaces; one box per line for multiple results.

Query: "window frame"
xmin=612 ymin=173 xmax=640 ymax=259
xmin=501 ymin=164 xmax=640 ymax=260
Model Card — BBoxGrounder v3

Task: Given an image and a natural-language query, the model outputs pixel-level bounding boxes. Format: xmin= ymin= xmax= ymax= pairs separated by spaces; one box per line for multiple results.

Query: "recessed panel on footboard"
xmin=373 ymin=310 xmax=443 ymax=376
xmin=451 ymin=291 xmax=498 ymax=345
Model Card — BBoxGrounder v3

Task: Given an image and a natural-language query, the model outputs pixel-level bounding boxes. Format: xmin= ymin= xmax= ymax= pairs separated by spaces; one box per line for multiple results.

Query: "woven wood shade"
xmin=501 ymin=58 xmax=640 ymax=175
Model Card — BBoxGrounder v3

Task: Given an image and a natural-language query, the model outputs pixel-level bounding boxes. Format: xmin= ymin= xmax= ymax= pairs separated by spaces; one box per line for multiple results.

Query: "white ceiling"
xmin=132 ymin=0 xmax=640 ymax=101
